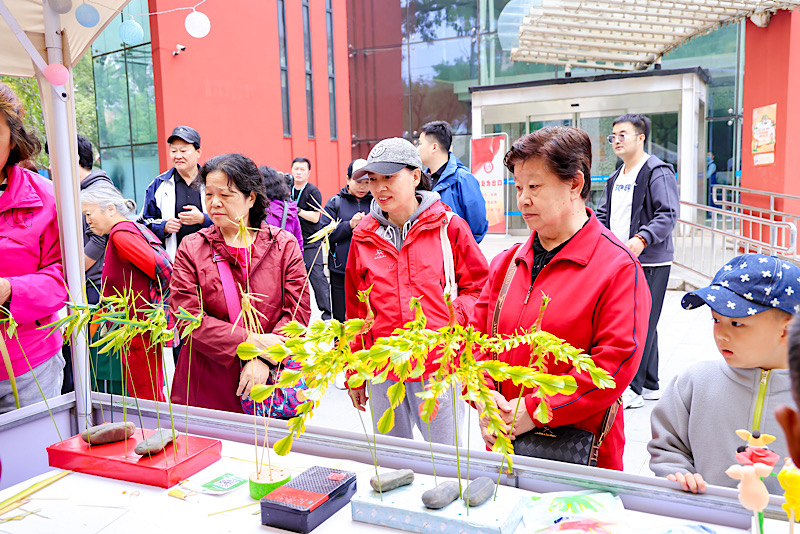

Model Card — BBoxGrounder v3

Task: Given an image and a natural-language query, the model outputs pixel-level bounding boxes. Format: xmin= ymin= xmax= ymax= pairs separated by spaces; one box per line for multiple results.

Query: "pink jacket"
xmin=0 ymin=165 xmax=66 ymax=380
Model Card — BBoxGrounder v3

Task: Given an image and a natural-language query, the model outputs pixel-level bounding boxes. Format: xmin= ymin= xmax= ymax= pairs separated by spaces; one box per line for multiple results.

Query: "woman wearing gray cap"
xmin=344 ymin=137 xmax=489 ymax=446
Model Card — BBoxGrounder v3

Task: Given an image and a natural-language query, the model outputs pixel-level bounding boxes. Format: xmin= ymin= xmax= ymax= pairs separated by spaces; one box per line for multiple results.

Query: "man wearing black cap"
xmin=140 ymin=126 xmax=212 ymax=259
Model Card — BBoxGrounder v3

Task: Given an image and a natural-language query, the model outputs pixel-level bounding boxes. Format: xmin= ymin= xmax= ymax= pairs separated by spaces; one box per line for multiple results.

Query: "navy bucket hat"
xmin=682 ymin=253 xmax=800 ymax=318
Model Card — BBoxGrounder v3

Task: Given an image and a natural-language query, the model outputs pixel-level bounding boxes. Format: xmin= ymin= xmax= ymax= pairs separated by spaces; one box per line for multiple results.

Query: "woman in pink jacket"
xmin=0 ymin=83 xmax=67 ymax=414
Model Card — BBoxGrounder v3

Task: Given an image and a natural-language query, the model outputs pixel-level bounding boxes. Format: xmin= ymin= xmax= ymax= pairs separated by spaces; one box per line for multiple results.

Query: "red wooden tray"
xmin=46 ymin=427 xmax=221 ymax=488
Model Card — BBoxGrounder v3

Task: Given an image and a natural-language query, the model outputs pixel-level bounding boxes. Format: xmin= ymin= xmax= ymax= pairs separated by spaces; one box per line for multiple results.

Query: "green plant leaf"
xmin=386 ymin=381 xmax=405 ymax=408
xmin=250 ymin=384 xmax=274 ymax=403
xmin=274 ymin=434 xmax=294 ymax=456
xmin=377 ymin=407 xmax=395 ymax=433
xmin=533 ymin=400 xmax=552 ymax=424
xmin=418 ymin=397 xmax=439 ymax=423
xmin=236 ymin=342 xmax=262 ymax=361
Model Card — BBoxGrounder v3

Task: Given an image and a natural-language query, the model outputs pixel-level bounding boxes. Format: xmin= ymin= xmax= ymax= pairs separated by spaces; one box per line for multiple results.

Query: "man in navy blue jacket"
xmin=418 ymin=121 xmax=488 ymax=243
xmin=139 ymin=126 xmax=212 ymax=259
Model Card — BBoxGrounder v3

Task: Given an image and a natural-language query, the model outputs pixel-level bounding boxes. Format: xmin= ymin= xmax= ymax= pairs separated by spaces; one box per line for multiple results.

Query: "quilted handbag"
xmin=490 ymin=246 xmax=621 ymax=466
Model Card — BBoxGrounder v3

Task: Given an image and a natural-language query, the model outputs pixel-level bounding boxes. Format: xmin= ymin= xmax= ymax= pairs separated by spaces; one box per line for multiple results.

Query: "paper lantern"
xmin=185 ymin=11 xmax=210 ymax=38
xmin=75 ymin=4 xmax=100 ymax=27
xmin=119 ymin=19 xmax=144 ymax=46
xmin=48 ymin=0 xmax=73 ymax=14
xmin=44 ymin=63 xmax=69 ymax=86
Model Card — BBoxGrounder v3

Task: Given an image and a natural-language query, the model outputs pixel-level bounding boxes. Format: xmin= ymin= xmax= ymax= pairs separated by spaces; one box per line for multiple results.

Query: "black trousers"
xmin=330 ymin=271 xmax=346 ymax=322
xmin=303 ymin=243 xmax=332 ymax=320
xmin=630 ymin=264 xmax=671 ymax=395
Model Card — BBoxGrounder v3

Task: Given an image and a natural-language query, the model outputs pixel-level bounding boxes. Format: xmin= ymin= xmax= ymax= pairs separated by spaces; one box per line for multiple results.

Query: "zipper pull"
xmin=524 ymin=283 xmax=533 ymax=305
xmin=761 ymin=370 xmax=768 ymax=385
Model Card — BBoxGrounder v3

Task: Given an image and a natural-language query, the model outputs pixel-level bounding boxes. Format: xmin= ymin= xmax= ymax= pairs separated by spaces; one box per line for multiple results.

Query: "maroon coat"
xmin=170 ymin=223 xmax=311 ymax=413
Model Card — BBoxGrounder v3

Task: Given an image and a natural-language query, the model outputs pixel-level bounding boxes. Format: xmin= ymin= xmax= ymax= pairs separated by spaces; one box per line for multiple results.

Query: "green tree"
xmin=0 ymin=52 xmax=98 ymax=170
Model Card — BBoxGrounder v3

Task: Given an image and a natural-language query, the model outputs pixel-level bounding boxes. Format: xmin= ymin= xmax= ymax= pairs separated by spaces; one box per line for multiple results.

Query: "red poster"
xmin=471 ymin=136 xmax=506 ymax=234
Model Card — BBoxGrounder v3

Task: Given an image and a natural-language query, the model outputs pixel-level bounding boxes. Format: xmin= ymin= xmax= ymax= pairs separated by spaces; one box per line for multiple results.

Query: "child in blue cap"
xmin=648 ymin=253 xmax=799 ymax=494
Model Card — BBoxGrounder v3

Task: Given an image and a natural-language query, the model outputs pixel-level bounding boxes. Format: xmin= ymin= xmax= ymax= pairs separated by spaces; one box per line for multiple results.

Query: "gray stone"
xmin=370 ymin=469 xmax=414 ymax=493
xmin=421 ymin=480 xmax=460 ymax=509
xmin=80 ymin=422 xmax=135 ymax=445
xmin=462 ymin=477 xmax=495 ymax=506
xmin=134 ymin=428 xmax=175 ymax=455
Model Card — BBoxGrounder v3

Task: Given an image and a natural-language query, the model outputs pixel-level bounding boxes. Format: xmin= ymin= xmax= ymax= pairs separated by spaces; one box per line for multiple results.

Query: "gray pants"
xmin=370 ymin=379 xmax=465 ymax=447
xmin=0 ymin=351 xmax=65 ymax=414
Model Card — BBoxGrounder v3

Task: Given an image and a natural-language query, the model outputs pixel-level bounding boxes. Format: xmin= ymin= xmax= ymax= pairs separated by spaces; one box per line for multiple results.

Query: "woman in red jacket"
xmin=170 ymin=154 xmax=310 ymax=413
xmin=345 ymin=137 xmax=489 ymax=445
xmin=470 ymin=126 xmax=651 ymax=470
xmin=81 ymin=183 xmax=167 ymax=401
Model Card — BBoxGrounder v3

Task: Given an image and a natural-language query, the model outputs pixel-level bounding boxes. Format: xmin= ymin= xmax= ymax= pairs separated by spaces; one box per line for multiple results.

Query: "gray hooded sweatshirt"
xmin=648 ymin=359 xmax=791 ymax=494
xmin=370 ymin=190 xmax=440 ymax=251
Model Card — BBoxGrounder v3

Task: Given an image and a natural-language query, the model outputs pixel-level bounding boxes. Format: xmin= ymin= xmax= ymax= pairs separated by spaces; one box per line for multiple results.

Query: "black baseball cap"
xmin=168 ymin=126 xmax=201 ymax=146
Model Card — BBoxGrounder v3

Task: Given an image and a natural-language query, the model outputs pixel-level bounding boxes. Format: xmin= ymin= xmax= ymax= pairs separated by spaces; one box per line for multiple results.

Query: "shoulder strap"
xmin=280 ymin=201 xmax=289 ymax=230
xmin=213 ymin=252 xmax=243 ymax=328
xmin=490 ymin=244 xmax=523 ymax=390
xmin=440 ymin=211 xmax=457 ymax=299
xmin=491 ymin=244 xmax=523 ymax=338
xmin=590 ymin=397 xmax=622 ymax=465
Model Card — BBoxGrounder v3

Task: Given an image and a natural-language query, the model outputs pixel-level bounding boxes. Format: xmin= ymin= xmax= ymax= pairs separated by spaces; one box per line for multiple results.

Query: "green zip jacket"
xmin=648 ymin=359 xmax=791 ymax=493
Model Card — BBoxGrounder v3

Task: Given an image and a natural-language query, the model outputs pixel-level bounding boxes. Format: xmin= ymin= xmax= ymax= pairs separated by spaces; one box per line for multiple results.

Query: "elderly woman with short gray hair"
xmin=81 ymin=183 xmax=170 ymax=401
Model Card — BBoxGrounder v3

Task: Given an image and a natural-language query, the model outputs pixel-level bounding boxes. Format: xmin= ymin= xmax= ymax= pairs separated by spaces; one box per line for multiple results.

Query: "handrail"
xmin=673 ymin=201 xmax=797 ymax=281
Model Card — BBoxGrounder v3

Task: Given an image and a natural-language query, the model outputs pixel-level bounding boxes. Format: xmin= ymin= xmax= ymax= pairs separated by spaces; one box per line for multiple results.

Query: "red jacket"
xmin=470 ymin=212 xmax=651 ymax=470
xmin=170 ymin=223 xmax=311 ymax=412
xmin=345 ymin=199 xmax=489 ymax=382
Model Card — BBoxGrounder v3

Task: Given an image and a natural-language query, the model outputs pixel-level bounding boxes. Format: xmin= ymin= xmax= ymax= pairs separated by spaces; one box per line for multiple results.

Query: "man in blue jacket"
xmin=139 ymin=126 xmax=212 ymax=259
xmin=596 ymin=113 xmax=680 ymax=410
xmin=418 ymin=121 xmax=488 ymax=243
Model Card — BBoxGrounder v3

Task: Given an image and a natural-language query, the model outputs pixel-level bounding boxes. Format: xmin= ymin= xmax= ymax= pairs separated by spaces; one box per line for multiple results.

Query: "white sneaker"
xmin=622 ymin=388 xmax=644 ymax=409
xmin=642 ymin=388 xmax=662 ymax=401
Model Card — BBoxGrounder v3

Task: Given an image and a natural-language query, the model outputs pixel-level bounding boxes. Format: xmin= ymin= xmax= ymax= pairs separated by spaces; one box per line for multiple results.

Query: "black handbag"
xmin=490 ymin=246 xmax=621 ymax=467
xmin=511 ymin=399 xmax=621 ymax=466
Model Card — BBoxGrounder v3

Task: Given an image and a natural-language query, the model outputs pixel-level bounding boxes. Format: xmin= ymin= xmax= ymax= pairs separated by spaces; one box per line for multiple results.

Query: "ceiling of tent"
xmin=511 ymin=0 xmax=800 ymax=71
xmin=0 ymin=0 xmax=129 ymax=77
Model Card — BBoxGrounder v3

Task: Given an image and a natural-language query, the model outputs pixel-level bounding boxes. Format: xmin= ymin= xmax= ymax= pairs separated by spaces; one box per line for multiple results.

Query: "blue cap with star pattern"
xmin=681 ymin=253 xmax=800 ymax=317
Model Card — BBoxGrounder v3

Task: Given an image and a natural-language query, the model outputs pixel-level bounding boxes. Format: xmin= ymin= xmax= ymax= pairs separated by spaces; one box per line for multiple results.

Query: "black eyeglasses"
xmin=607 ymin=132 xmax=643 ymax=144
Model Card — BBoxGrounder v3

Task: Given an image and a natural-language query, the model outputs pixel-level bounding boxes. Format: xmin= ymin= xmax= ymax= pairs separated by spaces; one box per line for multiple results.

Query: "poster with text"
xmin=471 ymin=136 xmax=506 ymax=234
xmin=752 ymin=103 xmax=776 ymax=166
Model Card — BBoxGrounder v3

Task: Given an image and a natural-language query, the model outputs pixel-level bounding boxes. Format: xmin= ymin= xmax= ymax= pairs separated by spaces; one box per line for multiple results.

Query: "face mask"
xmin=707 ymin=156 xmax=712 ymax=164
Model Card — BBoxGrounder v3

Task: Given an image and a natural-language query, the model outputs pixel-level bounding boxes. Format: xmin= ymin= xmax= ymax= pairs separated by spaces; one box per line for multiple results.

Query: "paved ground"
xmin=304 ymin=233 xmax=720 ymax=477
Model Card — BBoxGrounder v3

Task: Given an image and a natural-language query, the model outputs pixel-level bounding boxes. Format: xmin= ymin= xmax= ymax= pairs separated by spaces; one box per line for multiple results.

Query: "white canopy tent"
xmin=0 ymin=0 xmax=131 ymax=427
xmin=511 ymin=0 xmax=800 ymax=71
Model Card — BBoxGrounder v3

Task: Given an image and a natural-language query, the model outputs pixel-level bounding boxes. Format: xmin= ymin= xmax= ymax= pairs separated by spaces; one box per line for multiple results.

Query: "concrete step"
xmin=667 ymin=264 xmax=711 ymax=292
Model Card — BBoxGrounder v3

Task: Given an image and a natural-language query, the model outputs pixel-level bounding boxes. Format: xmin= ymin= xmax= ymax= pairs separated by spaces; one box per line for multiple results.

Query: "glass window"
xmin=303 ymin=2 xmax=312 ymax=71
xmin=408 ymin=36 xmax=476 ymax=135
xmin=278 ymin=0 xmax=288 ymax=69
xmin=93 ymin=51 xmax=131 ymax=148
xmin=328 ymin=78 xmax=337 ymax=140
xmin=306 ymin=74 xmax=315 ymax=139
xmin=91 ymin=0 xmax=151 ymax=56
xmin=132 ymin=143 xmax=160 ymax=202
xmin=99 ymin=146 xmax=134 ymax=199
xmin=663 ymin=23 xmax=740 ymax=118
xmin=278 ymin=0 xmax=291 ymax=137
xmin=126 ymin=45 xmax=157 ymax=145
xmin=303 ymin=0 xmax=315 ymax=138
xmin=281 ymin=71 xmax=291 ymax=137
xmin=326 ymin=1 xmax=337 ymax=140
xmin=404 ymin=0 xmax=478 ymax=43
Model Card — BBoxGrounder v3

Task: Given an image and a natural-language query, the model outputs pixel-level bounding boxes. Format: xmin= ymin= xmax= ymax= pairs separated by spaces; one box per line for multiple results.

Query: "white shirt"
xmin=609 ymin=153 xmax=649 ymax=243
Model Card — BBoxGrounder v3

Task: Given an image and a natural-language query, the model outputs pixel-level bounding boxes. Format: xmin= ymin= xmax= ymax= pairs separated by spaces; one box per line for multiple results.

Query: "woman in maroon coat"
xmin=170 ymin=153 xmax=311 ymax=413
xmin=81 ymin=183 xmax=166 ymax=401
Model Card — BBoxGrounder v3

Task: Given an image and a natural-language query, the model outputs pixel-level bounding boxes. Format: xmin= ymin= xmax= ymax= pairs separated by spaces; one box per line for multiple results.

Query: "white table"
xmin=0 ymin=436 xmax=781 ymax=533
